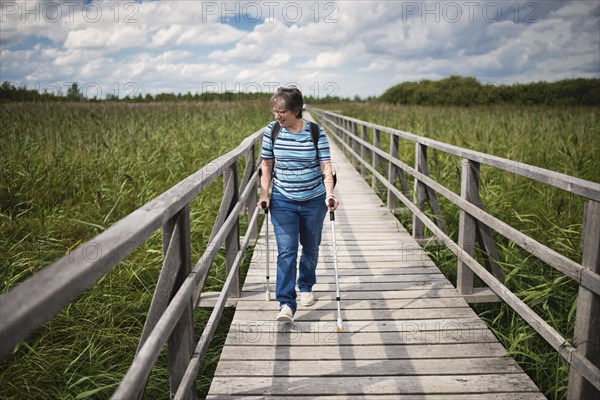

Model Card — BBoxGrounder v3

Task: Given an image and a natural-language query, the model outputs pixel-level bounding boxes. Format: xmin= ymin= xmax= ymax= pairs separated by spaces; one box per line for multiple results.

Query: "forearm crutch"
xmin=328 ymin=198 xmax=343 ymax=331
xmin=261 ymin=201 xmax=271 ymax=302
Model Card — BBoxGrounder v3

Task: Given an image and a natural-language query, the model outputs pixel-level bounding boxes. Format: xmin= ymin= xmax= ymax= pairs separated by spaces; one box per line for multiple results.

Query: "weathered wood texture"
xmin=206 ymin=122 xmax=544 ymax=399
xmin=568 ymin=200 xmax=600 ymax=399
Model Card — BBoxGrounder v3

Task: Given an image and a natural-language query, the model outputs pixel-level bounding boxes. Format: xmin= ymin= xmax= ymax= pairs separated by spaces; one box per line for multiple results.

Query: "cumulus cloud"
xmin=1 ymin=0 xmax=598 ymax=98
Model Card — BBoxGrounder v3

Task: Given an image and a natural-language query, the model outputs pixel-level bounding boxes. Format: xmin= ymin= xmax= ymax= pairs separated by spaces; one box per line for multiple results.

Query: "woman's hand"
xmin=326 ymin=195 xmax=339 ymax=211
xmin=258 ymin=196 xmax=270 ymax=211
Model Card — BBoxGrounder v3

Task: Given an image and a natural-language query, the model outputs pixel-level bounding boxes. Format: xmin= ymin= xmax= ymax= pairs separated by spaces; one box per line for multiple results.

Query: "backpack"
xmin=263 ymin=121 xmax=337 ymax=187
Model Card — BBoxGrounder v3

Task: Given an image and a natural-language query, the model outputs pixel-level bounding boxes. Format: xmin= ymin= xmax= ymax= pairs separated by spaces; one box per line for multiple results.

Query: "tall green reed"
xmin=0 ymin=101 xmax=271 ymax=399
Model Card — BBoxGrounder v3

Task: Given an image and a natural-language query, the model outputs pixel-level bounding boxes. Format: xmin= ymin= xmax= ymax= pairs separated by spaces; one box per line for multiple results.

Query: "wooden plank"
xmin=247 ymin=260 xmax=411 ymax=269
xmin=208 ymin=374 xmax=541 ymax=396
xmin=242 ymin=281 xmax=454 ymax=292
xmin=243 ymin=274 xmax=448 ymax=284
xmin=208 ymin=395 xmax=546 ymax=400
xmin=239 ymin=289 xmax=479 ymax=301
xmin=232 ymin=307 xmax=477 ymax=322
xmin=225 ymin=328 xmax=497 ymax=346
xmin=215 ymin=357 xmax=523 ymax=377
xmin=317 ymin=248 xmax=432 ymax=255
xmin=219 ymin=343 xmax=508 ymax=360
xmin=227 ymin=319 xmax=489 ymax=332
xmin=234 ymin=298 xmax=470 ymax=311
xmin=246 ymin=266 xmax=442 ymax=276
xmin=285 ymin=255 xmax=437 ymax=263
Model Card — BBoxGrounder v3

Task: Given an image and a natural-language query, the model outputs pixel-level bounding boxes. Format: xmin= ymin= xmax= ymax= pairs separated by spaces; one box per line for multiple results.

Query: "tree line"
xmin=378 ymin=75 xmax=600 ymax=106
xmin=2 ymin=76 xmax=599 ymax=106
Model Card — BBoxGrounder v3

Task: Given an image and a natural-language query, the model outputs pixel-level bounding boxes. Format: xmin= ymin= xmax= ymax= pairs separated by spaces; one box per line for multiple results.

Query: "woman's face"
xmin=272 ymin=98 xmax=297 ymax=128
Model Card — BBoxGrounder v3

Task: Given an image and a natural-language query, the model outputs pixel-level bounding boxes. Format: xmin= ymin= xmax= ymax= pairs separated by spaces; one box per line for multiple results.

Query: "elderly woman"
xmin=259 ymin=87 xmax=339 ymax=322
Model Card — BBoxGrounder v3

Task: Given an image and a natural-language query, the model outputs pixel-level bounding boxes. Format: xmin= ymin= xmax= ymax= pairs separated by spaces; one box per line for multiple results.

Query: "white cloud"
xmin=301 ymin=52 xmax=344 ymax=69
xmin=1 ymin=0 xmax=598 ymax=98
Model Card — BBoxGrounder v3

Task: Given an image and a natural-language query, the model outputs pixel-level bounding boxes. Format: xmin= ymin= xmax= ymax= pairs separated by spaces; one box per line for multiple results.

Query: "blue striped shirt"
xmin=261 ymin=120 xmax=331 ymax=201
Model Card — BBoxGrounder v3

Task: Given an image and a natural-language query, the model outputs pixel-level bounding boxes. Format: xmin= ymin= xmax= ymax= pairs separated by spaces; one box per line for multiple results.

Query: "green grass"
xmin=316 ymin=102 xmax=599 ymax=399
xmin=0 ymin=101 xmax=269 ymax=399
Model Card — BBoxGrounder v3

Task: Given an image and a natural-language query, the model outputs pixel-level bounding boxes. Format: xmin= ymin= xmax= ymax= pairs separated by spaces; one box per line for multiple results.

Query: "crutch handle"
xmin=328 ymin=198 xmax=335 ymax=221
xmin=261 ymin=201 xmax=269 ymax=214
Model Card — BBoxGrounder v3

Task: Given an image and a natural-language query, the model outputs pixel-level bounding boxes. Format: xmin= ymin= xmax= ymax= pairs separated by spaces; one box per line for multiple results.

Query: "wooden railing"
xmin=311 ymin=107 xmax=600 ymax=399
xmin=0 ymin=127 xmax=265 ymax=399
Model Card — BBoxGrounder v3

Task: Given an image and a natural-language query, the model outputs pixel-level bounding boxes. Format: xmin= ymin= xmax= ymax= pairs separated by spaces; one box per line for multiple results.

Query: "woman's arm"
xmin=259 ymin=159 xmax=273 ymax=208
xmin=321 ymin=161 xmax=339 ymax=211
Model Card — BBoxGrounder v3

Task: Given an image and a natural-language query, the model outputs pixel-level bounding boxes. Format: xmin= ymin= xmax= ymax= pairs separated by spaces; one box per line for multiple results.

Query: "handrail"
xmin=310 ymin=106 xmax=600 ymax=397
xmin=0 ymin=126 xmax=266 ymax=399
xmin=113 ymin=168 xmax=262 ymax=399
xmin=315 ymin=109 xmax=600 ymax=202
xmin=322 ymin=115 xmax=599 ymax=295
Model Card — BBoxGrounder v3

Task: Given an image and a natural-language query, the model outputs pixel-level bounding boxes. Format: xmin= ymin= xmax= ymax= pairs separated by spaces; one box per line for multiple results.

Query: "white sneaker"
xmin=277 ymin=305 xmax=294 ymax=322
xmin=300 ymin=291 xmax=315 ymax=306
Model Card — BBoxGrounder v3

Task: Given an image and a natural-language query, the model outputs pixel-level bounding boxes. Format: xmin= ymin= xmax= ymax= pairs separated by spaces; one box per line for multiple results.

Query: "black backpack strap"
xmin=309 ymin=122 xmax=337 ymax=187
xmin=266 ymin=122 xmax=281 ymax=177
xmin=309 ymin=121 xmax=320 ymax=160
xmin=270 ymin=121 xmax=281 ymax=147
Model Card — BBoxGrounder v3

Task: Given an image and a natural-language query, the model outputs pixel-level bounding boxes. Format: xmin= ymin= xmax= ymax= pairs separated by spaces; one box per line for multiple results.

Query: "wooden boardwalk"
xmin=206 ymin=130 xmax=546 ymax=399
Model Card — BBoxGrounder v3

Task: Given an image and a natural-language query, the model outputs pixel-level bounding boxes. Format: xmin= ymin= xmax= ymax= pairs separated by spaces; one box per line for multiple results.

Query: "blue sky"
xmin=1 ymin=1 xmax=598 ymax=98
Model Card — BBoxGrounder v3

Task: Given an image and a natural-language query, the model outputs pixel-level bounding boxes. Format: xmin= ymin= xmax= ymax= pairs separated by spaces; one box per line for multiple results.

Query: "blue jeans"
xmin=270 ymin=189 xmax=328 ymax=315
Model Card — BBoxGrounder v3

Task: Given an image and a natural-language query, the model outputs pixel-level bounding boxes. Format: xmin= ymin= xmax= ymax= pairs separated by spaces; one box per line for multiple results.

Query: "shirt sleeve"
xmin=261 ymin=122 xmax=274 ymax=160
xmin=317 ymin=126 xmax=331 ymax=162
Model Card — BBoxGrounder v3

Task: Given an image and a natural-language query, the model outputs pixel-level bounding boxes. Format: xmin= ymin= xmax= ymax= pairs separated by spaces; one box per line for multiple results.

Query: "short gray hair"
xmin=270 ymin=87 xmax=303 ymax=118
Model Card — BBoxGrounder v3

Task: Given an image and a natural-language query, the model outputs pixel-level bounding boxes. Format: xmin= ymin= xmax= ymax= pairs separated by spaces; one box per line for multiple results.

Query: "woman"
xmin=258 ymin=87 xmax=339 ymax=322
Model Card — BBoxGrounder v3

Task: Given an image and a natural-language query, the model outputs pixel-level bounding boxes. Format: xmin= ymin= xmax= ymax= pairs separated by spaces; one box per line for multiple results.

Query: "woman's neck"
xmin=289 ymin=118 xmax=304 ymax=133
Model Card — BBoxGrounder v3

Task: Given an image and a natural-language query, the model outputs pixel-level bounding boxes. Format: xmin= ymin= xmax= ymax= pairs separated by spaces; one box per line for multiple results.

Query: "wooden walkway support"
xmin=206 ymin=128 xmax=545 ymax=398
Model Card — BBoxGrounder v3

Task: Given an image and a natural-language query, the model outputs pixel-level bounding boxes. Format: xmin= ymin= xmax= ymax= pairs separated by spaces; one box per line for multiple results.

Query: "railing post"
xmin=352 ymin=121 xmax=360 ymax=169
xmin=568 ymin=199 xmax=600 ymax=399
xmin=334 ymin=116 xmax=341 ymax=142
xmin=224 ymin=162 xmax=241 ymax=299
xmin=346 ymin=120 xmax=353 ymax=166
xmin=457 ymin=159 xmax=478 ymax=295
xmin=360 ymin=125 xmax=367 ymax=178
xmin=372 ymin=128 xmax=381 ymax=190
xmin=246 ymin=143 xmax=258 ymax=241
xmin=343 ymin=119 xmax=349 ymax=146
xmin=387 ymin=133 xmax=400 ymax=211
xmin=412 ymin=143 xmax=427 ymax=239
xmin=165 ymin=205 xmax=196 ymax=400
